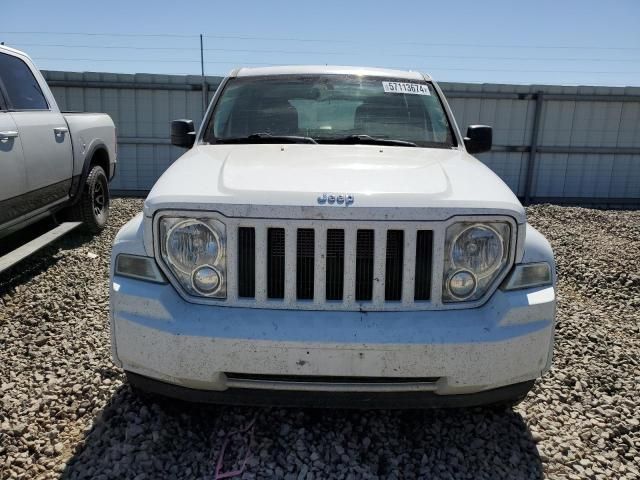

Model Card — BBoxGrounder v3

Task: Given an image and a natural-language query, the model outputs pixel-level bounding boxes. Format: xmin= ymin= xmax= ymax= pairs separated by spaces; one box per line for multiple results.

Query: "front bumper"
xmin=110 ymin=275 xmax=555 ymax=405
xmin=127 ymin=372 xmax=535 ymax=408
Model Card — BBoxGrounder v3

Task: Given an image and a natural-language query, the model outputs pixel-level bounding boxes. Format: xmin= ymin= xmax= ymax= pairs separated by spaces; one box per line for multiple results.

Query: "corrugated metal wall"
xmin=445 ymin=82 xmax=640 ymax=202
xmin=43 ymin=70 xmax=640 ymax=205
xmin=44 ymin=70 xmax=220 ymax=192
xmin=444 ymin=83 xmax=537 ymax=197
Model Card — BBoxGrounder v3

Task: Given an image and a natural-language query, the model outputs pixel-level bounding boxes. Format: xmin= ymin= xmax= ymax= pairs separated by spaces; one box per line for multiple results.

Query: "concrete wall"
xmin=43 ymin=70 xmax=640 ymax=205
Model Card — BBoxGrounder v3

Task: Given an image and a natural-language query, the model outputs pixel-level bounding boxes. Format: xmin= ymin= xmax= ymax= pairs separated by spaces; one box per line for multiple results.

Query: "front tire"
xmin=70 ymin=165 xmax=110 ymax=233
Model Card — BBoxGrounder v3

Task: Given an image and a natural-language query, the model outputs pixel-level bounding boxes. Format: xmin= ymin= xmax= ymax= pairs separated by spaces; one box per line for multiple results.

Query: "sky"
xmin=2 ymin=0 xmax=640 ymax=86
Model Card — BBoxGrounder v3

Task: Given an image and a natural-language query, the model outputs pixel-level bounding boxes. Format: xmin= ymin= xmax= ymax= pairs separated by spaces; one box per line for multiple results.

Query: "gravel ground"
xmin=1 ymin=198 xmax=639 ymax=479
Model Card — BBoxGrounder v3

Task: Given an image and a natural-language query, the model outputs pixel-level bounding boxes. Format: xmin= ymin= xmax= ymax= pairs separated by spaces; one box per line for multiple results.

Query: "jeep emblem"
xmin=318 ymin=193 xmax=354 ymax=206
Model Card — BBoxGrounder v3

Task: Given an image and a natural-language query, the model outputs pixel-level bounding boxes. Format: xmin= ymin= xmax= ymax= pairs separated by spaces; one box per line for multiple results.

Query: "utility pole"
xmin=200 ymin=34 xmax=207 ymax=114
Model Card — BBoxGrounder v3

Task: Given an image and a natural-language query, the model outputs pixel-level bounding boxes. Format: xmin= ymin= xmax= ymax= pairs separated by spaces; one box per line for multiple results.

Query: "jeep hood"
xmin=144 ymin=144 xmax=525 ymax=222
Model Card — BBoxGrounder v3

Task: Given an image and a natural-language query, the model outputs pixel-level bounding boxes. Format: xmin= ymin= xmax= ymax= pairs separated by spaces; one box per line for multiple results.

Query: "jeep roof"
xmin=231 ymin=65 xmax=432 ymax=81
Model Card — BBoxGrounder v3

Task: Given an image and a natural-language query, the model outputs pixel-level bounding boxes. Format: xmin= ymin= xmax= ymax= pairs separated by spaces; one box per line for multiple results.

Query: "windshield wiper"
xmin=320 ymin=134 xmax=417 ymax=147
xmin=216 ymin=132 xmax=317 ymax=144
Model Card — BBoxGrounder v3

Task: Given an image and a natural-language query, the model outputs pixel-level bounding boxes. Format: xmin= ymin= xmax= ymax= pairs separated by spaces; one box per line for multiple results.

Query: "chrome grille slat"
xmin=430 ymin=227 xmax=446 ymax=308
xmin=254 ymin=225 xmax=268 ymax=302
xmin=226 ymin=224 xmax=239 ymax=302
xmin=342 ymin=226 xmax=357 ymax=305
xmin=284 ymin=227 xmax=297 ymax=303
xmin=313 ymin=225 xmax=327 ymax=306
xmin=402 ymin=229 xmax=417 ymax=305
xmin=372 ymin=227 xmax=387 ymax=307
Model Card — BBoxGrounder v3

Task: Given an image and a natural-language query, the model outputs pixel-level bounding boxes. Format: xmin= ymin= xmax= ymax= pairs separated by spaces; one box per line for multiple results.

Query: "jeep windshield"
xmin=204 ymin=74 xmax=456 ymax=149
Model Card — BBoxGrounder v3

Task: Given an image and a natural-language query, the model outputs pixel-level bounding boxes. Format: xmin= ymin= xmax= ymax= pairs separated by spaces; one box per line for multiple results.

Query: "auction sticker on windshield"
xmin=382 ymin=81 xmax=431 ymax=95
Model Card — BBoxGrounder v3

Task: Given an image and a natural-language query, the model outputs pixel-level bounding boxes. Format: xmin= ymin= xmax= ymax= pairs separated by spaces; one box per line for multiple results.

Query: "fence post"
xmin=200 ymin=34 xmax=207 ymax=114
xmin=523 ymin=90 xmax=544 ymax=204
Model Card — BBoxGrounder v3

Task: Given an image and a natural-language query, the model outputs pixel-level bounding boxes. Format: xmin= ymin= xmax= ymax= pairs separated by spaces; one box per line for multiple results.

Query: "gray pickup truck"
xmin=0 ymin=46 xmax=116 ymax=271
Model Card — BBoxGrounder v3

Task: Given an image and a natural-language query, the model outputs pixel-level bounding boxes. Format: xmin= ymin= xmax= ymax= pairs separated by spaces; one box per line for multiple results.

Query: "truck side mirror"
xmin=171 ymin=119 xmax=196 ymax=148
xmin=464 ymin=125 xmax=492 ymax=154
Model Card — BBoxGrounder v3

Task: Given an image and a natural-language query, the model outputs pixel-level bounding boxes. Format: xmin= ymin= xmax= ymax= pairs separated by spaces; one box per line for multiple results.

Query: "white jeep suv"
xmin=109 ymin=66 xmax=556 ymax=408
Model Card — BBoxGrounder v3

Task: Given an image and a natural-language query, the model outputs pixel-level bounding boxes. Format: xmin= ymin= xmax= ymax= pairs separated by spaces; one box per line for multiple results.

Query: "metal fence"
xmin=43 ymin=70 xmax=640 ymax=206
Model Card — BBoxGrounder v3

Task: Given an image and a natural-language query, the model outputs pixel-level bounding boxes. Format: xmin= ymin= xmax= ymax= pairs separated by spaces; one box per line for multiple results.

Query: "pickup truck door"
xmin=0 ymin=51 xmax=73 ymax=212
xmin=0 ymin=98 xmax=27 ymax=226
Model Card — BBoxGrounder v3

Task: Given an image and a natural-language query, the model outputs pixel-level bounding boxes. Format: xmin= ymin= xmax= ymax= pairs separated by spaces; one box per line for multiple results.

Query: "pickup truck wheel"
xmin=71 ymin=165 xmax=110 ymax=233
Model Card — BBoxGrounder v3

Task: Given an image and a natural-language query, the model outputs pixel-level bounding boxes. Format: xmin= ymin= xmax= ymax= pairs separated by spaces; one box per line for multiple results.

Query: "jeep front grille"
xmin=232 ymin=221 xmax=433 ymax=310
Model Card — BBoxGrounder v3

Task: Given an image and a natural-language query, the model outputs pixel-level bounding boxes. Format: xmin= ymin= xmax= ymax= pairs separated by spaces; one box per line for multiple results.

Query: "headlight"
xmin=448 ymin=269 xmax=477 ymax=299
xmin=451 ymin=225 xmax=504 ymax=277
xmin=159 ymin=217 xmax=226 ymax=298
xmin=443 ymin=222 xmax=510 ymax=302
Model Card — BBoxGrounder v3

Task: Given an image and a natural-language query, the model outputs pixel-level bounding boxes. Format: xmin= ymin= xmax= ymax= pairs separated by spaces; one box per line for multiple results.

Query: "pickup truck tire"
xmin=70 ymin=165 xmax=110 ymax=233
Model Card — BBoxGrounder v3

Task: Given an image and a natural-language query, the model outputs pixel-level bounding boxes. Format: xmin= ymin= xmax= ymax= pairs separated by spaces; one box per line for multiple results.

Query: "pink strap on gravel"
xmin=214 ymin=414 xmax=258 ymax=480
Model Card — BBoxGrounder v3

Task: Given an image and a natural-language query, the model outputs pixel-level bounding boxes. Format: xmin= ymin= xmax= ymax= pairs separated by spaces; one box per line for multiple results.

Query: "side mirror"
xmin=464 ymin=125 xmax=492 ymax=154
xmin=171 ymin=119 xmax=196 ymax=148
